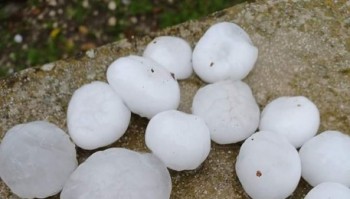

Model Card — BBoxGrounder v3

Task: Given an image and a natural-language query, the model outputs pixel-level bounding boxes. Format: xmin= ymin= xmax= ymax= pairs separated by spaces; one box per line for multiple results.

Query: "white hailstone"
xmin=192 ymin=80 xmax=260 ymax=144
xmin=0 ymin=121 xmax=77 ymax=198
xmin=14 ymin=34 xmax=23 ymax=43
xmin=304 ymin=182 xmax=350 ymax=199
xmin=235 ymin=131 xmax=301 ymax=199
xmin=107 ymin=55 xmax=180 ymax=119
xmin=61 ymin=148 xmax=171 ymax=199
xmin=192 ymin=22 xmax=258 ymax=83
xmin=299 ymin=130 xmax=350 ymax=187
xmin=67 ymin=81 xmax=131 ymax=150
xmin=143 ymin=36 xmax=193 ymax=80
xmin=145 ymin=110 xmax=211 ymax=171
xmin=259 ymin=96 xmax=320 ymax=148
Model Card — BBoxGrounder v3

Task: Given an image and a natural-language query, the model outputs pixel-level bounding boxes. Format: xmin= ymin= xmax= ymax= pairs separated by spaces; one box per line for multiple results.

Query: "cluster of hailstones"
xmin=0 ymin=22 xmax=350 ymax=199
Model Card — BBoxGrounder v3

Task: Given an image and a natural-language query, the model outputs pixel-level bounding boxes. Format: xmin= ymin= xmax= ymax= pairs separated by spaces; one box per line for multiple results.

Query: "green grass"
xmin=0 ymin=0 xmax=248 ymax=77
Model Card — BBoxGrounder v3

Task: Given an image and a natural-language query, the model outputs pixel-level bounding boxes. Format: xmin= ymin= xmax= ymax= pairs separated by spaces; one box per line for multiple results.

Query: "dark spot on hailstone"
xmin=170 ymin=73 xmax=175 ymax=79
xmin=256 ymin=170 xmax=262 ymax=177
xmin=210 ymin=62 xmax=214 ymax=67
xmin=151 ymin=68 xmax=154 ymax=73
xmin=297 ymin=104 xmax=301 ymax=107
xmin=153 ymin=41 xmax=157 ymax=44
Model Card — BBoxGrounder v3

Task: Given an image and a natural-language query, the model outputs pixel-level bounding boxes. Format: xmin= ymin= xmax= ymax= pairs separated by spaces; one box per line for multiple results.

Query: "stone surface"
xmin=0 ymin=0 xmax=349 ymax=198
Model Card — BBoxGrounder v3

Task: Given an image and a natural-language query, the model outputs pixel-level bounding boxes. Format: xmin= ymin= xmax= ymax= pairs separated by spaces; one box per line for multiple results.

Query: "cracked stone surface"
xmin=0 ymin=0 xmax=349 ymax=198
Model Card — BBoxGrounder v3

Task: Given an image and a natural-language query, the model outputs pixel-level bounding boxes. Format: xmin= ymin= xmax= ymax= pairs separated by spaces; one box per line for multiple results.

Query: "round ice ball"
xmin=192 ymin=80 xmax=260 ymax=144
xmin=235 ymin=131 xmax=301 ymax=199
xmin=61 ymin=148 xmax=171 ymax=199
xmin=143 ymin=36 xmax=193 ymax=80
xmin=67 ymin=81 xmax=131 ymax=150
xmin=299 ymin=130 xmax=350 ymax=187
xmin=107 ymin=55 xmax=180 ymax=119
xmin=0 ymin=121 xmax=77 ymax=198
xmin=145 ymin=110 xmax=211 ymax=171
xmin=259 ymin=96 xmax=320 ymax=148
xmin=304 ymin=182 xmax=350 ymax=199
xmin=192 ymin=22 xmax=258 ymax=83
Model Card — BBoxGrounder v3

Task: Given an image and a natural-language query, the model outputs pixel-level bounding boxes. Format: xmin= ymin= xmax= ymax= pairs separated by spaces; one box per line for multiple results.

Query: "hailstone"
xmin=67 ymin=81 xmax=131 ymax=150
xmin=61 ymin=148 xmax=172 ymax=199
xmin=235 ymin=131 xmax=301 ymax=199
xmin=192 ymin=80 xmax=260 ymax=144
xmin=192 ymin=22 xmax=258 ymax=83
xmin=299 ymin=130 xmax=350 ymax=187
xmin=145 ymin=110 xmax=211 ymax=171
xmin=304 ymin=182 xmax=350 ymax=199
xmin=0 ymin=121 xmax=77 ymax=198
xmin=143 ymin=36 xmax=193 ymax=80
xmin=259 ymin=96 xmax=320 ymax=148
xmin=107 ymin=55 xmax=180 ymax=119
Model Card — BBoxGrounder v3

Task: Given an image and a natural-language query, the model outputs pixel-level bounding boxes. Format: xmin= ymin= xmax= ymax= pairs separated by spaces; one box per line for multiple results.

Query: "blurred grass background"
xmin=0 ymin=0 xmax=250 ymax=78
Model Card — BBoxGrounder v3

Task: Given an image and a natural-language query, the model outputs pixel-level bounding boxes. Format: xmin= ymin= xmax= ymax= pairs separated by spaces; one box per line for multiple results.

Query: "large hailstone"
xmin=192 ymin=80 xmax=260 ymax=144
xmin=107 ymin=55 xmax=180 ymax=119
xmin=299 ymin=130 xmax=350 ymax=187
xmin=143 ymin=36 xmax=193 ymax=80
xmin=61 ymin=148 xmax=171 ymax=199
xmin=235 ymin=131 xmax=301 ymax=199
xmin=304 ymin=182 xmax=350 ymax=199
xmin=192 ymin=22 xmax=258 ymax=83
xmin=67 ymin=81 xmax=131 ymax=150
xmin=0 ymin=121 xmax=77 ymax=198
xmin=145 ymin=110 xmax=211 ymax=171
xmin=259 ymin=96 xmax=320 ymax=148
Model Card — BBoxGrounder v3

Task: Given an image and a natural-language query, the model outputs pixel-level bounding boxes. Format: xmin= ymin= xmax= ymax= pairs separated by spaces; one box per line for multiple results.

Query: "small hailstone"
xmin=40 ymin=62 xmax=55 ymax=71
xmin=304 ymin=182 xmax=350 ymax=199
xmin=299 ymin=130 xmax=350 ymax=187
xmin=0 ymin=121 xmax=77 ymax=198
xmin=259 ymin=96 xmax=320 ymax=148
xmin=192 ymin=80 xmax=260 ymax=144
xmin=107 ymin=55 xmax=180 ymax=119
xmin=145 ymin=110 xmax=211 ymax=171
xmin=67 ymin=81 xmax=131 ymax=150
xmin=61 ymin=148 xmax=171 ymax=199
xmin=143 ymin=36 xmax=193 ymax=80
xmin=14 ymin=34 xmax=23 ymax=43
xmin=85 ymin=49 xmax=95 ymax=58
xmin=192 ymin=22 xmax=258 ymax=83
xmin=235 ymin=131 xmax=301 ymax=199
xmin=108 ymin=1 xmax=117 ymax=10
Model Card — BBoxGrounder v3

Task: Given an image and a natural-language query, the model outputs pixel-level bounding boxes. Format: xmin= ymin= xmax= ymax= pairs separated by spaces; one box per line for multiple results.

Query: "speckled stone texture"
xmin=1 ymin=0 xmax=349 ymax=198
